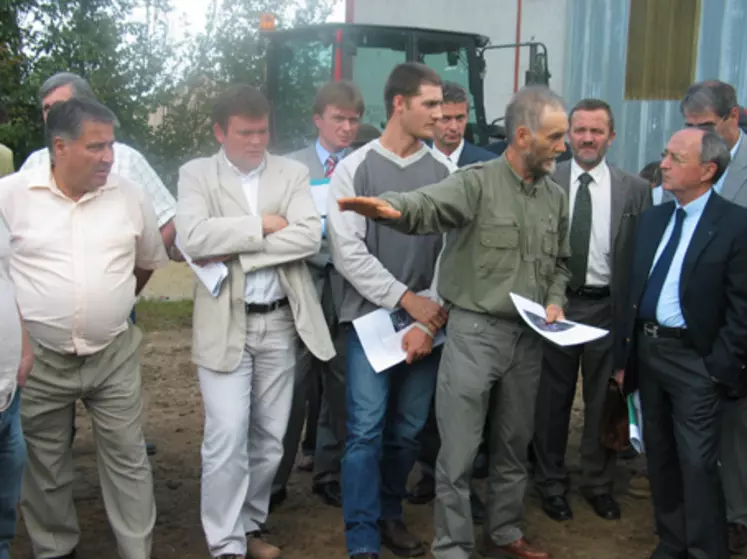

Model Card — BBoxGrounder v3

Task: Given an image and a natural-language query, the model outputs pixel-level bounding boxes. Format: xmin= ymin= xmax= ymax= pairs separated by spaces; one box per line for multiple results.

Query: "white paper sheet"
xmin=352 ymin=290 xmax=445 ymax=373
xmin=310 ymin=179 xmax=330 ymax=216
xmin=509 ymin=292 xmax=609 ymax=346
xmin=174 ymin=236 xmax=229 ymax=297
xmin=628 ymin=391 xmax=645 ymax=454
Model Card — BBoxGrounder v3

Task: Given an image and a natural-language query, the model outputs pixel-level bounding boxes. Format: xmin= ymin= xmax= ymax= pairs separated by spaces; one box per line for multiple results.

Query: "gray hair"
xmin=442 ymin=81 xmax=470 ymax=108
xmin=45 ymin=98 xmax=118 ymax=159
xmin=680 ymin=81 xmax=737 ymax=119
xmin=699 ymin=129 xmax=731 ymax=184
xmin=504 ymin=85 xmax=566 ymax=143
xmin=38 ymin=72 xmax=97 ymax=106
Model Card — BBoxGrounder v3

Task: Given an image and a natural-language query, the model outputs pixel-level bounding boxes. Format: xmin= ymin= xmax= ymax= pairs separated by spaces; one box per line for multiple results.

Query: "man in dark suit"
xmin=406 ymin=81 xmax=495 ymax=523
xmin=431 ymin=81 xmax=496 ymax=167
xmin=271 ymin=80 xmax=364 ymax=510
xmin=616 ymin=127 xmax=747 ymax=559
xmin=680 ymin=80 xmax=747 ymax=554
xmin=533 ymin=99 xmax=651 ymax=523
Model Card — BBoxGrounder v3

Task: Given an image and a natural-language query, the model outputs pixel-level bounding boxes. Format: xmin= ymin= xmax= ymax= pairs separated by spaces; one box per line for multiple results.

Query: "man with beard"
xmin=532 ymin=99 xmax=651 ymax=523
xmin=337 ymin=85 xmax=571 ymax=559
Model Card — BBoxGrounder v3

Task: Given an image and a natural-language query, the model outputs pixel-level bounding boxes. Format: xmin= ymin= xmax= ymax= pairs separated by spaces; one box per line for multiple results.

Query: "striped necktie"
xmin=325 ymin=155 xmax=338 ymax=178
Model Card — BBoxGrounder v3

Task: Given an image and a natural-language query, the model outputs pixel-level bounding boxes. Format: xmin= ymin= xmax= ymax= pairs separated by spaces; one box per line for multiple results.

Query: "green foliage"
xmin=0 ymin=0 xmax=334 ymax=187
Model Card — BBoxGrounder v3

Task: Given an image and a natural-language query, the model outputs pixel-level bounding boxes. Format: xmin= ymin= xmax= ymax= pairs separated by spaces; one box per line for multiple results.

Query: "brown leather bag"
xmin=599 ymin=378 xmax=631 ymax=451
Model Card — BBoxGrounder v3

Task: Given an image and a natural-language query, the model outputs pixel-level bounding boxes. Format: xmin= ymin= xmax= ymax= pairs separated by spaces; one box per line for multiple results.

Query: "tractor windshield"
xmin=266 ymin=25 xmax=482 ymax=152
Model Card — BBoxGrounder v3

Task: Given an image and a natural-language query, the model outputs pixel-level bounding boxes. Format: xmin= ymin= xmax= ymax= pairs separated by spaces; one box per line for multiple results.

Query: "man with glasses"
xmin=681 ymin=80 xmax=747 ymax=555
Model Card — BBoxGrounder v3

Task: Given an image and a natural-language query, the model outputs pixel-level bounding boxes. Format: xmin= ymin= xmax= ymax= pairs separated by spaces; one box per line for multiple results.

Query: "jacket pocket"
xmin=477 ymin=221 xmax=519 ymax=275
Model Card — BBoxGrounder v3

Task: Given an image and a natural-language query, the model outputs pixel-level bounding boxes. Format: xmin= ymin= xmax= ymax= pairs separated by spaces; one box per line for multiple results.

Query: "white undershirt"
xmin=569 ymin=159 xmax=612 ymax=287
xmin=223 ymin=152 xmax=286 ymax=304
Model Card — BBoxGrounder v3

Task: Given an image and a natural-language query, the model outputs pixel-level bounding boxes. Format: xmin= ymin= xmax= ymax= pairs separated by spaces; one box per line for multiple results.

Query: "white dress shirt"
xmin=569 ymin=159 xmax=612 ymax=287
xmin=223 ymin=152 xmax=285 ymax=305
xmin=436 ymin=139 xmax=465 ymax=166
xmin=22 ymin=142 xmax=176 ymax=228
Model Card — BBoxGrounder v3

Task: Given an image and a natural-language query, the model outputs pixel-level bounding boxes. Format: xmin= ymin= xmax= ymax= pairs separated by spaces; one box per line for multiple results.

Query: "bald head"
xmin=660 ymin=128 xmax=730 ymax=204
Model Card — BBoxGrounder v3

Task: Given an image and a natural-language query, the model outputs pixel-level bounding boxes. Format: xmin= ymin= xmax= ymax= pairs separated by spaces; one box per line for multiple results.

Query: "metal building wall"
xmin=564 ymin=0 xmax=747 ymax=174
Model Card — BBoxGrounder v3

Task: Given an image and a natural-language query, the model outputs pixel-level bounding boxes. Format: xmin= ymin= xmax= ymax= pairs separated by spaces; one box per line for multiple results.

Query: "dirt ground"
xmin=11 ymin=263 xmax=660 ymax=559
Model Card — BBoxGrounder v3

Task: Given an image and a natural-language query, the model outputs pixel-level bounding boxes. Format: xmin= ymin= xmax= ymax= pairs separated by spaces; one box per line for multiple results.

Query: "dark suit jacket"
xmin=457 ymin=141 xmax=497 ymax=167
xmin=615 ymin=193 xmax=747 ymax=398
xmin=552 ymin=160 xmax=651 ymax=355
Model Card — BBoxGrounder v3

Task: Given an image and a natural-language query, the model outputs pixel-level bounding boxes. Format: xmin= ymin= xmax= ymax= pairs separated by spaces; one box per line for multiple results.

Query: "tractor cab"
xmin=260 ymin=21 xmax=550 ymax=154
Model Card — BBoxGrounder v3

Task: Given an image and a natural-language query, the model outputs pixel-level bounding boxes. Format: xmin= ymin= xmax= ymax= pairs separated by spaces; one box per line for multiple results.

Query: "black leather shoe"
xmin=728 ymin=522 xmax=747 ymax=555
xmin=379 ymin=519 xmax=425 ymax=557
xmin=470 ymin=491 xmax=485 ymax=525
xmin=312 ymin=480 xmax=342 ymax=507
xmin=542 ymin=495 xmax=573 ymax=522
xmin=407 ymin=473 xmax=435 ymax=505
xmin=269 ymin=486 xmax=287 ymax=512
xmin=350 ymin=554 xmax=379 ymax=559
xmin=586 ymin=493 xmax=621 ymax=520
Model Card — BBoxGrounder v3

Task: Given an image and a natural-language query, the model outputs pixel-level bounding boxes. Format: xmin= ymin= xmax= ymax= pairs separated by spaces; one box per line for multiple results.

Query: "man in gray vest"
xmin=532 ymin=99 xmax=650 ymax=523
xmin=680 ymin=80 xmax=747 ymax=555
xmin=271 ymin=80 xmax=364 ymax=509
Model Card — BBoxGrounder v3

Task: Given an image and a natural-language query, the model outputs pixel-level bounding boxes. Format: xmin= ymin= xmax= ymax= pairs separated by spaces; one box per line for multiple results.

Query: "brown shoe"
xmin=729 ymin=522 xmax=747 ymax=555
xmin=246 ymin=531 xmax=281 ymax=559
xmin=482 ymin=537 xmax=549 ymax=559
xmin=378 ymin=519 xmax=424 ymax=557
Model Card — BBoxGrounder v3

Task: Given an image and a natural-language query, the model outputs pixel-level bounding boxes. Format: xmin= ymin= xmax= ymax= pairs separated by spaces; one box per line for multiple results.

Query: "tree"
xmin=146 ymin=0 xmax=335 ymax=189
xmin=0 ymin=0 xmax=176 ymax=167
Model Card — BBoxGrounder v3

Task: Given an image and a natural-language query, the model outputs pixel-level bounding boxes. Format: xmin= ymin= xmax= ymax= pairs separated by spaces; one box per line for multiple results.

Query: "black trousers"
xmin=637 ymin=334 xmax=729 ymax=559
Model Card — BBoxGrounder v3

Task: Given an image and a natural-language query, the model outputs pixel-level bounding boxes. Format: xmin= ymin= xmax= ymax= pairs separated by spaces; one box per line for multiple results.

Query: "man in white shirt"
xmin=532 ymin=99 xmax=651 ymax=523
xmin=0 ymin=98 xmax=169 ymax=559
xmin=0 ymin=216 xmax=34 ymax=559
xmin=175 ymin=85 xmax=334 ymax=559
xmin=21 ymin=72 xmax=176 ymax=251
xmin=20 ymin=72 xmax=177 ymax=454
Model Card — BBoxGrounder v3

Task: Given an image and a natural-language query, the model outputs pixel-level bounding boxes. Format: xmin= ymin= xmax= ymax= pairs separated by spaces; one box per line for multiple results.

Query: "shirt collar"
xmin=570 ymin=158 xmax=607 ymax=185
xmin=436 ymin=139 xmax=465 ymax=165
xmin=731 ymin=130 xmax=743 ymax=160
xmin=222 ymin=149 xmax=266 ymax=178
xmin=676 ymin=188 xmax=712 ymax=216
xmin=315 ymin=139 xmax=347 ymax=167
xmin=27 ymin=165 xmax=117 ymax=199
xmin=501 ymin=154 xmax=540 ymax=196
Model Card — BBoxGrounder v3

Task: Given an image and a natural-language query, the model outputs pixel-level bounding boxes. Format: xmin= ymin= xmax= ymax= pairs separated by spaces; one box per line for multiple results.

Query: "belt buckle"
xmin=643 ymin=322 xmax=659 ymax=338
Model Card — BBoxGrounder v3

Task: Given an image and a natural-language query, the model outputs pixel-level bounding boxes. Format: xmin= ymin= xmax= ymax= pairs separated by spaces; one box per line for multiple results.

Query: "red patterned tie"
xmin=325 ymin=155 xmax=338 ymax=178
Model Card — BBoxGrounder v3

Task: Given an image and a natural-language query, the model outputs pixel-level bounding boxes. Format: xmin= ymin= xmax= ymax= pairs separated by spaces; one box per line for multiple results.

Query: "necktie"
xmin=325 ymin=155 xmax=338 ymax=178
xmin=638 ymin=208 xmax=686 ymax=321
xmin=568 ymin=172 xmax=593 ymax=290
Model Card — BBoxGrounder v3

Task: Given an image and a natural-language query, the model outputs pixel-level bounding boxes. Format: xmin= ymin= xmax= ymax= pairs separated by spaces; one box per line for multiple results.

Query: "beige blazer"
xmin=175 ymin=151 xmax=335 ymax=372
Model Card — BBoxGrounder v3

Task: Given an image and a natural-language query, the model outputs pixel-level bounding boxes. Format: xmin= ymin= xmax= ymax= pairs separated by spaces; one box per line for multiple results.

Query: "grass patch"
xmin=135 ymin=299 xmax=193 ymax=332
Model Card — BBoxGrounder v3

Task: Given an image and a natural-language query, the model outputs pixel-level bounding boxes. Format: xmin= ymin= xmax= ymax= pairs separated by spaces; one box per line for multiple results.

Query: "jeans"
xmin=0 ymin=390 xmax=27 ymax=559
xmin=341 ymin=328 xmax=439 ymax=556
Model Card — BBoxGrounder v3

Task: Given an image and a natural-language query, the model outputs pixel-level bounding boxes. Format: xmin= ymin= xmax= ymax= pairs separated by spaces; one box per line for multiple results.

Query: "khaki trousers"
xmin=20 ymin=325 xmax=155 ymax=559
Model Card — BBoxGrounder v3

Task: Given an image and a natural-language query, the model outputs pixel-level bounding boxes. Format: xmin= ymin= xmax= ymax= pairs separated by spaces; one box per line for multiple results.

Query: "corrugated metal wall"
xmin=564 ymin=0 xmax=747 ymax=175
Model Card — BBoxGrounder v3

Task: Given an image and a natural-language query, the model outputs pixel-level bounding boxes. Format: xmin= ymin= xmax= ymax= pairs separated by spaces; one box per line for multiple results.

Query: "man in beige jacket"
xmin=175 ymin=85 xmax=335 ymax=559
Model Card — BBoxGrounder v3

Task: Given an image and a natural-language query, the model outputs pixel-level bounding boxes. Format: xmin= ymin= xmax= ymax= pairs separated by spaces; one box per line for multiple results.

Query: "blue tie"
xmin=639 ymin=208 xmax=686 ymax=321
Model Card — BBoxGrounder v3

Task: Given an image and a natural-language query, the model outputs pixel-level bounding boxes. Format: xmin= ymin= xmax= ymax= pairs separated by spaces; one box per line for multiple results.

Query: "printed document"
xmin=509 ymin=292 xmax=609 ymax=346
xmin=175 ymin=236 xmax=229 ymax=297
xmin=353 ymin=290 xmax=445 ymax=373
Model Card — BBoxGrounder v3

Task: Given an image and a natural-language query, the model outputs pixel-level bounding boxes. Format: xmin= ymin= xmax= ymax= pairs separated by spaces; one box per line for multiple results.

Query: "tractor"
xmin=259 ymin=20 xmax=551 ymax=154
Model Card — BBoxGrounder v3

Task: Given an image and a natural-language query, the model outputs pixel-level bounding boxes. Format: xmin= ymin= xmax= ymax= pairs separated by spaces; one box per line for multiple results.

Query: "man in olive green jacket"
xmin=338 ymin=85 xmax=572 ymax=559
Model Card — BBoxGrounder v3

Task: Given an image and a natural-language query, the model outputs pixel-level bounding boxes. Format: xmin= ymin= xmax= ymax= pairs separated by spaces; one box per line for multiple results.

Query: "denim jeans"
xmin=341 ymin=328 xmax=439 ymax=556
xmin=0 ymin=390 xmax=27 ymax=559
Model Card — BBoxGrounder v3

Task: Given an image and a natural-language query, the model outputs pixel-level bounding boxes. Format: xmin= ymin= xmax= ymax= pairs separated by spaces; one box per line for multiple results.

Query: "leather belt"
xmin=245 ymin=297 xmax=289 ymax=315
xmin=567 ymin=285 xmax=611 ymax=299
xmin=638 ymin=321 xmax=690 ymax=342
